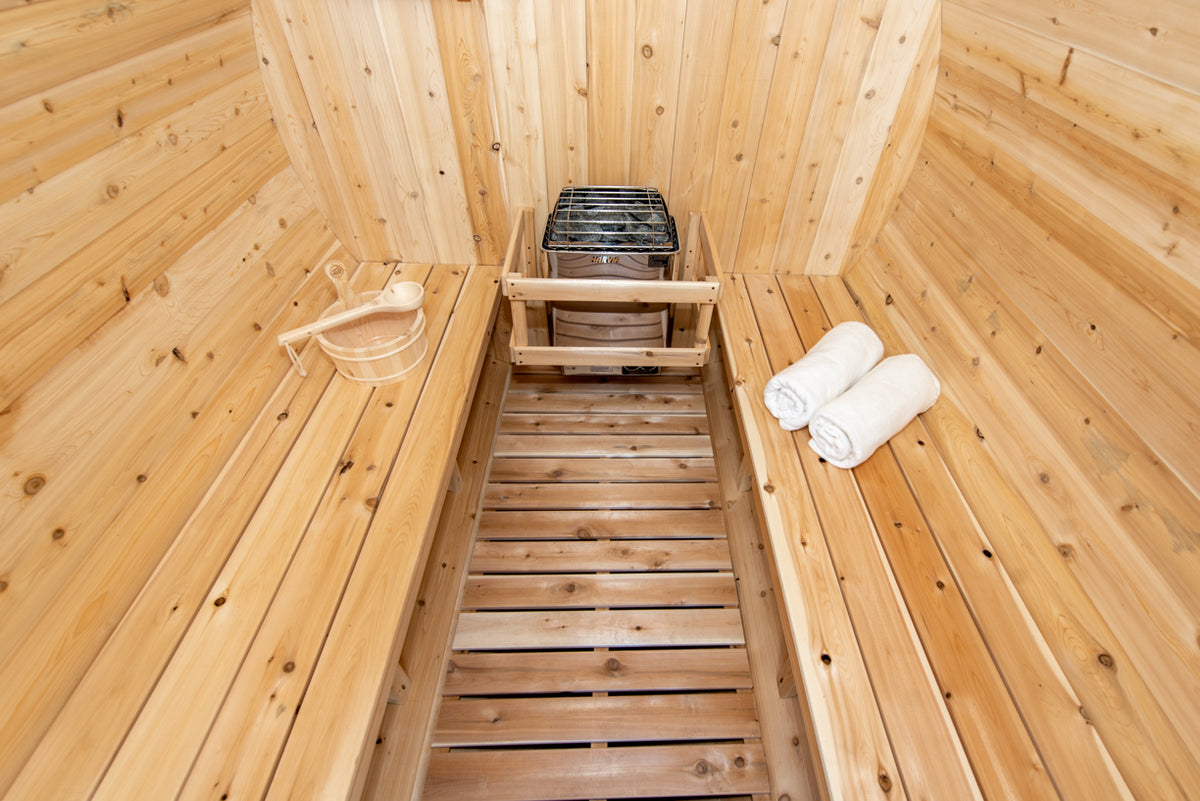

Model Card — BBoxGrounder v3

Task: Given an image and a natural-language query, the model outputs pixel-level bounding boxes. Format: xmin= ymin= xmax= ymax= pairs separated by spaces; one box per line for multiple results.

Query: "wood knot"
xmin=1098 ymin=653 xmax=1115 ymax=669
xmin=879 ymin=772 xmax=893 ymax=792
xmin=734 ymin=755 xmax=746 ymax=768
xmin=763 ymin=483 xmax=775 ymax=494
xmin=213 ymin=596 xmax=227 ymax=607
xmin=641 ymin=44 xmax=654 ymax=58
xmin=283 ymin=661 xmax=295 ymax=673
xmin=820 ymin=653 xmax=832 ymax=665
xmin=1057 ymin=543 xmax=1075 ymax=559
xmin=23 ymin=474 xmax=46 ymax=495
xmin=692 ymin=759 xmax=710 ymax=776
xmin=605 ymin=657 xmax=622 ymax=674
xmin=52 ymin=528 xmax=65 ymax=541
xmin=565 ymin=583 xmax=577 ymax=593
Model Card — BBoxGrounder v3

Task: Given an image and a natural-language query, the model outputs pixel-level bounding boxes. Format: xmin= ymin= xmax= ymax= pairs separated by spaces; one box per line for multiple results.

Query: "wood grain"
xmin=424 ymin=744 xmax=769 ymax=801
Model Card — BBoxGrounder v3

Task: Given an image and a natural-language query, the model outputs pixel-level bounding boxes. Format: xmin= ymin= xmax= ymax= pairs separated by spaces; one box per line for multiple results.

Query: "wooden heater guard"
xmin=503 ymin=208 xmax=725 ymax=368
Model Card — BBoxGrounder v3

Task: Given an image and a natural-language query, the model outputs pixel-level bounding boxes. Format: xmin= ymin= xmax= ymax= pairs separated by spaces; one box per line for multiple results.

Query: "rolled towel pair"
xmin=808 ymin=354 xmax=941 ymax=468
xmin=763 ymin=321 xmax=884 ymax=430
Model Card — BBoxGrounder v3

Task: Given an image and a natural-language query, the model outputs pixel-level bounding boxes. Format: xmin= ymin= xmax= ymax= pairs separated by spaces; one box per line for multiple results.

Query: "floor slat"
xmin=489 ymin=456 xmax=717 ymax=482
xmin=453 ymin=609 xmax=747 ymax=650
xmin=423 ymin=744 xmax=770 ymax=801
xmin=500 ymin=412 xmax=710 ymax=435
xmin=493 ymin=433 xmax=713 ymax=458
xmin=433 ymin=693 xmax=761 ymax=747
xmin=484 ymin=482 xmax=720 ymax=510
xmin=462 ymin=572 xmax=738 ymax=609
xmin=476 ymin=509 xmax=727 ymax=540
xmin=443 ymin=649 xmax=754 ymax=696
xmin=501 ymin=392 xmax=706 ymax=415
xmin=470 ymin=540 xmax=734 ymax=573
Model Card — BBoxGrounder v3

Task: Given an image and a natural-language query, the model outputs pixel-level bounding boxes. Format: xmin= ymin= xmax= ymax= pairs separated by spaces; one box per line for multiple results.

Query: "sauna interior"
xmin=3 ymin=1 xmax=1199 ymax=800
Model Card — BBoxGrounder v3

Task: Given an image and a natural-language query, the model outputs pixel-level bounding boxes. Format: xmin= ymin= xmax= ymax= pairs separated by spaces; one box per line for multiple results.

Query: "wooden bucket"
xmin=314 ymin=291 xmax=427 ymax=385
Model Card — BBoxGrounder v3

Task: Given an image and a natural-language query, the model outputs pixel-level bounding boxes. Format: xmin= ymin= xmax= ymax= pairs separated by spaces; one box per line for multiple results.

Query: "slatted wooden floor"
xmin=421 ymin=371 xmax=775 ymax=801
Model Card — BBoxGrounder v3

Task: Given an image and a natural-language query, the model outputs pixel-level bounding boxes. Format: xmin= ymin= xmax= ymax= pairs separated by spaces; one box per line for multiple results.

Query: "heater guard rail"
xmin=503 ymin=209 xmax=724 ymax=368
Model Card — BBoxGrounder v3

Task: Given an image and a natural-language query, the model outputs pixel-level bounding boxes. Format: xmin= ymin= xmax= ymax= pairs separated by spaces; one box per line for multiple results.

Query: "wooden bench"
xmin=715 ymin=273 xmax=1120 ymax=801
xmin=6 ymin=258 xmax=503 ymax=801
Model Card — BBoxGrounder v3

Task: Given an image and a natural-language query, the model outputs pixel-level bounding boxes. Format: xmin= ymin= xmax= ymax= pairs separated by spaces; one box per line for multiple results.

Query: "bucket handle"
xmin=284 ymin=340 xmax=308 ymax=378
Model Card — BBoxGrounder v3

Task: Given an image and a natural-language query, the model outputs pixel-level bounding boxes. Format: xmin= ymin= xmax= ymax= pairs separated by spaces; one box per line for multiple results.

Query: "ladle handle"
xmin=325 ymin=260 xmax=358 ymax=309
xmin=276 ymin=283 xmax=424 ymax=346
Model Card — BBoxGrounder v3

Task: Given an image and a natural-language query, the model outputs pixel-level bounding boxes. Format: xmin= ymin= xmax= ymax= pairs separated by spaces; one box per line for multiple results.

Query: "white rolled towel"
xmin=763 ymin=321 xmax=884 ymax=430
xmin=808 ymin=354 xmax=941 ymax=469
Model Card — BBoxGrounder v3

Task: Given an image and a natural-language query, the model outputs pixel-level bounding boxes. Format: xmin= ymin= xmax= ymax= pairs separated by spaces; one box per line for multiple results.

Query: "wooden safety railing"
xmin=503 ymin=208 xmax=724 ymax=368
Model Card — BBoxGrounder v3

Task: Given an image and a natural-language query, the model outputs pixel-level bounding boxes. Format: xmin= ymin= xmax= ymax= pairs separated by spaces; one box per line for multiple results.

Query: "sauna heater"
xmin=541 ymin=186 xmax=680 ymax=375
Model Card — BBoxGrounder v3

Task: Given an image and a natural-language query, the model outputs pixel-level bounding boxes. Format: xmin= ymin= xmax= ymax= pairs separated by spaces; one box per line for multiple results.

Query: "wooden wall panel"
xmin=585 ymin=0 xmax=635 ymax=186
xmin=629 ymin=0 xmax=686 ymax=193
xmin=665 ymin=0 xmax=735 ymax=262
xmin=534 ymin=0 xmax=589 ymax=204
xmin=0 ymin=1 xmax=324 ymax=791
xmin=845 ymin=1 xmax=1200 ymax=795
xmin=431 ymin=0 xmax=509 ymax=264
xmin=376 ymin=0 xmax=478 ymax=263
xmin=483 ymin=0 xmax=551 ymax=241
xmin=805 ymin=0 xmax=939 ymax=275
xmin=248 ymin=0 xmax=932 ymax=274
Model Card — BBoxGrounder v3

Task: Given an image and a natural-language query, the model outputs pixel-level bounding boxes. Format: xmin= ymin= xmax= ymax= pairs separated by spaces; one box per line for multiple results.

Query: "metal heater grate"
xmin=542 ymin=186 xmax=679 ymax=253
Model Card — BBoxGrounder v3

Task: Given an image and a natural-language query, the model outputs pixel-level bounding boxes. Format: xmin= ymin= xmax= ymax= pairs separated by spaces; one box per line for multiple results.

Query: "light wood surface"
xmin=360 ymin=337 xmax=511 ymax=801
xmin=834 ymin=4 xmax=1200 ymax=792
xmin=717 ymin=274 xmax=905 ymax=801
xmin=424 ymin=744 xmax=770 ymax=801
xmin=443 ymin=648 xmax=753 ymax=695
xmin=242 ymin=0 xmax=933 ymax=273
xmin=422 ymin=369 xmax=815 ymax=801
xmin=703 ymin=354 xmax=828 ymax=801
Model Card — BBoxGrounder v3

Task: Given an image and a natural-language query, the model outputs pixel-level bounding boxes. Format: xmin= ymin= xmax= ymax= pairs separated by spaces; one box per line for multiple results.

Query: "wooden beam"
xmin=505 ymin=276 xmax=719 ymax=304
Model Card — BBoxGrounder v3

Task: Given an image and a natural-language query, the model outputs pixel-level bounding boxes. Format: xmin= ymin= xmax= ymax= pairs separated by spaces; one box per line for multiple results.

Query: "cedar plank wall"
xmin=845 ymin=0 xmax=1200 ymax=798
xmin=0 ymin=1 xmax=333 ymax=792
xmin=251 ymin=0 xmax=939 ymax=275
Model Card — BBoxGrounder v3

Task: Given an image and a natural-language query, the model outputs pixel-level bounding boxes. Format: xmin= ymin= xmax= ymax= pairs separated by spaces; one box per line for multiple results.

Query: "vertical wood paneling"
xmin=534 ymin=0 xmax=588 ymax=200
xmin=843 ymin=5 xmax=938 ymax=267
xmin=431 ymin=0 xmax=509 ymax=264
xmin=375 ymin=0 xmax=477 ymax=263
xmin=732 ymin=0 xmax=839 ymax=273
xmin=483 ymin=0 xmax=551 ymax=238
xmin=246 ymin=0 xmax=931 ymax=274
xmin=806 ymin=0 xmax=939 ymax=275
xmin=629 ymin=0 xmax=685 ymax=193
xmin=585 ymin=0 xmax=635 ymax=185
xmin=258 ymin=0 xmax=405 ymax=259
xmin=771 ymin=0 xmax=886 ymax=272
xmin=665 ymin=0 xmax=735 ymax=262
xmin=705 ymin=0 xmax=788 ymax=270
